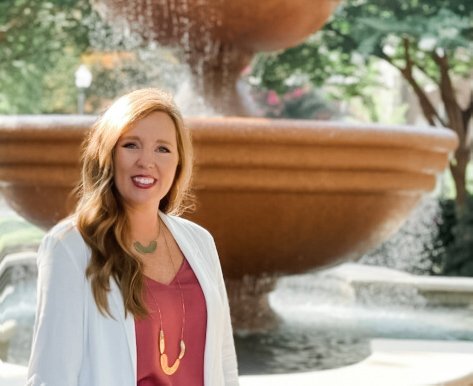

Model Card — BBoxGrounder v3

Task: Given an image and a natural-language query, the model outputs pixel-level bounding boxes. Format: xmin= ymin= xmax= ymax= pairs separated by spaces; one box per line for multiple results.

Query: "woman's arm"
xmin=26 ymin=231 xmax=86 ymax=386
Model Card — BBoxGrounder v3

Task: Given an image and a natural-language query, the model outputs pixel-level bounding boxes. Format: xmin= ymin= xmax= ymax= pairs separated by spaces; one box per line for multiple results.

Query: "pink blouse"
xmin=135 ymin=258 xmax=207 ymax=385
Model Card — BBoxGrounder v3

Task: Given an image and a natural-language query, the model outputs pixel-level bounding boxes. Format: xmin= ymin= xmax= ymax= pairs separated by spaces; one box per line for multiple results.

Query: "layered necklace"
xmin=136 ymin=219 xmax=186 ymax=376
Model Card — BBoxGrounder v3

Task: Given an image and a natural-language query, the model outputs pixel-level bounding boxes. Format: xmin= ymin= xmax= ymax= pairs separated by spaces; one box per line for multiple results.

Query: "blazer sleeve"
xmin=26 ymin=231 xmax=86 ymax=386
xmin=208 ymin=234 xmax=240 ymax=386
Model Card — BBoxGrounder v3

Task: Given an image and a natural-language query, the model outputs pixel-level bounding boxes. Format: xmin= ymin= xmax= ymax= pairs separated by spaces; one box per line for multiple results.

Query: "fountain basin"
xmin=0 ymin=116 xmax=458 ymax=279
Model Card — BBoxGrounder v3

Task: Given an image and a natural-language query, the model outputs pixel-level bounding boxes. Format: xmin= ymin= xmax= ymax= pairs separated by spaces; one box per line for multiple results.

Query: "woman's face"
xmin=114 ymin=111 xmax=179 ymax=211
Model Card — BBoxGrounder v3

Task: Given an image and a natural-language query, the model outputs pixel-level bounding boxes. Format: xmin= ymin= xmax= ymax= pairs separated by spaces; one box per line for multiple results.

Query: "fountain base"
xmin=226 ymin=276 xmax=280 ymax=332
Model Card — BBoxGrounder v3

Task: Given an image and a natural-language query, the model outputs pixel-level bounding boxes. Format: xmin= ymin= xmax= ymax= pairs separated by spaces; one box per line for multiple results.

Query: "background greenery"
xmin=0 ymin=0 xmax=91 ymax=113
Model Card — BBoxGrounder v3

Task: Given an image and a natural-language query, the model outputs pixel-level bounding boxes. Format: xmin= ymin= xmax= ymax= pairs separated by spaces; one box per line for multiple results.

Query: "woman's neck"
xmin=125 ymin=203 xmax=161 ymax=242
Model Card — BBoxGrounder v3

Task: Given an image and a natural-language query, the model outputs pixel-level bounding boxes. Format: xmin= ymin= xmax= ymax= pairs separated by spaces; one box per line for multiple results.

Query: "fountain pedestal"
xmin=226 ymin=276 xmax=280 ymax=332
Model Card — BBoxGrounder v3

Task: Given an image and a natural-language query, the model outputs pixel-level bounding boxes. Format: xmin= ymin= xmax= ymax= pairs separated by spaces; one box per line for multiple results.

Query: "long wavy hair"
xmin=75 ymin=88 xmax=193 ymax=319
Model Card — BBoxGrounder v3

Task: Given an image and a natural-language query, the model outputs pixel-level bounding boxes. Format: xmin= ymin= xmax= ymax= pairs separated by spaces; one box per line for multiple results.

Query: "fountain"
xmin=0 ymin=0 xmax=458 ymax=331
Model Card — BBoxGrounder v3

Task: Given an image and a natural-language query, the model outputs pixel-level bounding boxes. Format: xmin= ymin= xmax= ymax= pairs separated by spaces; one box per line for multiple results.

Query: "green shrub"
xmin=438 ymin=196 xmax=473 ymax=277
xmin=425 ymin=196 xmax=473 ymax=277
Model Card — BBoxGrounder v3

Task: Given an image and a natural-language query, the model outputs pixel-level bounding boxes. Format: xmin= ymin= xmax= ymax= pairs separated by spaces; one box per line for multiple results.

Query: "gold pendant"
xmin=160 ymin=354 xmax=180 ymax=375
xmin=159 ymin=330 xmax=186 ymax=375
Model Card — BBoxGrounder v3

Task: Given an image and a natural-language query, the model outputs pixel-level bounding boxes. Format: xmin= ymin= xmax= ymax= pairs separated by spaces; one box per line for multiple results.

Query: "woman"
xmin=26 ymin=88 xmax=239 ymax=385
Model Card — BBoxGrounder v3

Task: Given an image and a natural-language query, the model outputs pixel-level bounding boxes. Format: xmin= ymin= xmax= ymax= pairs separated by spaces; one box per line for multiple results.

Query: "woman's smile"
xmin=132 ymin=175 xmax=157 ymax=189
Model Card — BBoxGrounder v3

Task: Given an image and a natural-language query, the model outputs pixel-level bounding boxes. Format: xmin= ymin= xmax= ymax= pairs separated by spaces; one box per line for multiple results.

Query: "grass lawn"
xmin=0 ymin=216 xmax=45 ymax=261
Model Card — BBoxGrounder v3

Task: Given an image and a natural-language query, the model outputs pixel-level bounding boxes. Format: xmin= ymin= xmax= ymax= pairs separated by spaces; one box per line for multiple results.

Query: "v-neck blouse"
xmin=135 ymin=258 xmax=207 ymax=385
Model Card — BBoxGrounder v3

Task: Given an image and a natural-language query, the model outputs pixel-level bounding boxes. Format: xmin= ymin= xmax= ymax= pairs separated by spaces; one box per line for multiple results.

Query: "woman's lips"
xmin=131 ymin=176 xmax=156 ymax=189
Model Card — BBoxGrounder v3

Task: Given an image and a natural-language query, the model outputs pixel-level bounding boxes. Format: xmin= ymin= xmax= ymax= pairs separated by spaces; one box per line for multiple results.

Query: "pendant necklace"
xmin=146 ymin=221 xmax=186 ymax=376
xmin=133 ymin=221 xmax=160 ymax=254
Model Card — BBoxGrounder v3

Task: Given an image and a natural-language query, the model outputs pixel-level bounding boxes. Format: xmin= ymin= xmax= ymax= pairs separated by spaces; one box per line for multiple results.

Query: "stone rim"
xmin=0 ymin=115 xmax=458 ymax=194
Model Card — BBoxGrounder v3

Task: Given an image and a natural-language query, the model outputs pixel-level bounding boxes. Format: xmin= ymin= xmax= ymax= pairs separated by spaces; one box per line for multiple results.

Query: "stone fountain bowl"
xmin=0 ymin=116 xmax=457 ymax=279
xmin=93 ymin=0 xmax=341 ymax=52
xmin=92 ymin=0 xmax=342 ymax=116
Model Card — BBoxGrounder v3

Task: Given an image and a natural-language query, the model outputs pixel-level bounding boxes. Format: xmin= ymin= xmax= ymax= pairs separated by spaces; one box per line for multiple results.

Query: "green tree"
xmin=250 ymin=34 xmax=383 ymax=122
xmin=0 ymin=0 xmax=91 ymax=113
xmin=0 ymin=1 xmax=187 ymax=114
xmin=252 ymin=0 xmax=473 ymax=205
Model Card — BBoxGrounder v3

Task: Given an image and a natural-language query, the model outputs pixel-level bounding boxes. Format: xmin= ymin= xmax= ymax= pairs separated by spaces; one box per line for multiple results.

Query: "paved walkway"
xmin=4 ymin=339 xmax=473 ymax=386
xmin=240 ymin=340 xmax=473 ymax=385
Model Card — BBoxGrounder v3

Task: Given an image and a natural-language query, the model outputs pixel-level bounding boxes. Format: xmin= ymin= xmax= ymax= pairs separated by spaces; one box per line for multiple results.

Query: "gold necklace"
xmin=145 ymin=221 xmax=186 ymax=376
xmin=133 ymin=221 xmax=160 ymax=254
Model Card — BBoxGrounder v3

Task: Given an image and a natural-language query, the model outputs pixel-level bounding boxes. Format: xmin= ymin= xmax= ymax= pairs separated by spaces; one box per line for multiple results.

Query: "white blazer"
xmin=26 ymin=212 xmax=240 ymax=386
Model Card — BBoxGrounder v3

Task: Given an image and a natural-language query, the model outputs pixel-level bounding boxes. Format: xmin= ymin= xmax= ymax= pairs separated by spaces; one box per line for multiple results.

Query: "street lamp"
xmin=74 ymin=65 xmax=92 ymax=114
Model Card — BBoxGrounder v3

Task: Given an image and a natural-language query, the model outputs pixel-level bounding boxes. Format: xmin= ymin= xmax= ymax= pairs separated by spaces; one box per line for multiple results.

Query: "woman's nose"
xmin=137 ymin=149 xmax=155 ymax=168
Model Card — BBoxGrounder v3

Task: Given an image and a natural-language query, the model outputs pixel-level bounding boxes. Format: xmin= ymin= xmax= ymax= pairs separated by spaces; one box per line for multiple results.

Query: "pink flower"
xmin=267 ymin=90 xmax=280 ymax=105
xmin=292 ymin=88 xmax=304 ymax=99
xmin=241 ymin=66 xmax=252 ymax=76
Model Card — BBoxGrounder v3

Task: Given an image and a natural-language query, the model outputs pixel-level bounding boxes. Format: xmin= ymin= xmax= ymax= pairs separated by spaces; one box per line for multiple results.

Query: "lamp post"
xmin=74 ymin=65 xmax=92 ymax=114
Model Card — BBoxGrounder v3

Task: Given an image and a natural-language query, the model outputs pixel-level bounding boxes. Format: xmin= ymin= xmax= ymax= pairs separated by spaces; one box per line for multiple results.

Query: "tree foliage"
xmin=252 ymin=0 xmax=473 ymax=204
xmin=0 ymin=1 xmax=187 ymax=114
xmin=250 ymin=34 xmax=382 ymax=116
xmin=0 ymin=0 xmax=91 ymax=113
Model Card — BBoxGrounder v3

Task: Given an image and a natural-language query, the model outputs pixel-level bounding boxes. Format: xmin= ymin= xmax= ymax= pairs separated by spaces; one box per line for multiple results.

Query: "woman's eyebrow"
xmin=119 ymin=135 xmax=140 ymax=141
xmin=155 ymin=139 xmax=175 ymax=146
xmin=119 ymin=135 xmax=175 ymax=146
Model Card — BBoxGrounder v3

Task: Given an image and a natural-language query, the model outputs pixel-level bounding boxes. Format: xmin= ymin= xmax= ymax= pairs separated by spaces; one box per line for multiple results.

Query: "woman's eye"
xmin=123 ymin=142 xmax=137 ymax=149
xmin=156 ymin=146 xmax=170 ymax=153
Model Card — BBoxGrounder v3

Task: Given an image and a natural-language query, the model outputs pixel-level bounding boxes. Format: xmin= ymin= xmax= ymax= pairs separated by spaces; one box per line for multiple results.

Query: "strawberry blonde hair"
xmin=75 ymin=88 xmax=193 ymax=318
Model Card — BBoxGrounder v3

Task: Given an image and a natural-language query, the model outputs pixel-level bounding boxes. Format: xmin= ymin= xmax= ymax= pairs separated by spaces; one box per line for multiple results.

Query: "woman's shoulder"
xmin=45 ymin=216 xmax=83 ymax=243
xmin=160 ymin=212 xmax=213 ymax=240
xmin=161 ymin=213 xmax=221 ymax=266
xmin=40 ymin=216 xmax=89 ymax=262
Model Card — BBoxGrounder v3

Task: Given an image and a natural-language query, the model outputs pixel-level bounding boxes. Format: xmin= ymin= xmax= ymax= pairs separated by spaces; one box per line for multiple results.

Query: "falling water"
xmin=87 ymin=0 xmax=243 ymax=115
xmin=359 ymin=197 xmax=442 ymax=274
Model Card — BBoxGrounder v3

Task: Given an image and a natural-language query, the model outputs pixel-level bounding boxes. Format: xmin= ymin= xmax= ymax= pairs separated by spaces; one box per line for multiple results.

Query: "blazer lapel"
xmin=109 ymin=276 xmax=137 ymax=379
xmin=159 ymin=212 xmax=221 ymax=386
xmin=160 ymin=213 xmax=206 ymax=277
xmin=159 ymin=212 xmax=213 ymax=289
